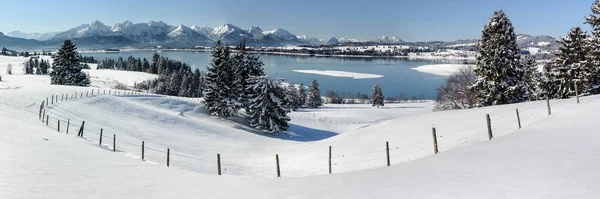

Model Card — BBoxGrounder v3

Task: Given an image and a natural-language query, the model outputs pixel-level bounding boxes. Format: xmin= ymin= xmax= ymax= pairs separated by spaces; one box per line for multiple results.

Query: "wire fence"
xmin=32 ymin=87 xmax=590 ymax=178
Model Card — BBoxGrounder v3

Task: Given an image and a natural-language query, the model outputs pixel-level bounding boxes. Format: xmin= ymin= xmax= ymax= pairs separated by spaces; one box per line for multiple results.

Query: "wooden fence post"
xmin=91 ymin=89 xmax=94 ymax=95
xmin=86 ymin=91 xmax=88 ymax=97
xmin=113 ymin=134 xmax=116 ymax=152
xmin=217 ymin=154 xmax=222 ymax=175
xmin=66 ymin=119 xmax=70 ymax=134
xmin=57 ymin=120 xmax=60 ymax=132
xmin=487 ymin=114 xmax=493 ymax=140
xmin=546 ymin=96 xmax=551 ymax=116
xmin=75 ymin=92 xmax=77 ymax=99
xmin=386 ymin=141 xmax=390 ymax=166
xmin=80 ymin=92 xmax=83 ymax=98
xmin=99 ymin=129 xmax=103 ymax=145
xmin=276 ymin=154 xmax=281 ymax=177
xmin=329 ymin=146 xmax=332 ymax=174
xmin=575 ymin=81 xmax=580 ymax=104
xmin=142 ymin=141 xmax=145 ymax=160
xmin=46 ymin=97 xmax=48 ymax=106
xmin=46 ymin=115 xmax=49 ymax=126
xmin=516 ymin=108 xmax=522 ymax=129
xmin=78 ymin=121 xmax=85 ymax=137
xmin=61 ymin=94 xmax=64 ymax=102
xmin=39 ymin=100 xmax=44 ymax=120
xmin=167 ymin=148 xmax=170 ymax=167
xmin=432 ymin=127 xmax=439 ymax=154
xmin=52 ymin=95 xmax=54 ymax=104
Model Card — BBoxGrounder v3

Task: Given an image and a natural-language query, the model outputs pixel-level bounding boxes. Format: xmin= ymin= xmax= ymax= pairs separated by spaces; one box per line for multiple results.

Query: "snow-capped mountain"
xmin=297 ymin=35 xmax=323 ymax=45
xmin=191 ymin=25 xmax=214 ymax=37
xmin=247 ymin=26 xmax=263 ymax=36
xmin=327 ymin=37 xmax=340 ymax=45
xmin=209 ymin=24 xmax=251 ymax=43
xmin=167 ymin=25 xmax=213 ymax=46
xmin=51 ymin=20 xmax=112 ymax=40
xmin=262 ymin=28 xmax=297 ymax=41
xmin=372 ymin=36 xmax=404 ymax=44
xmin=5 ymin=31 xmax=57 ymax=41
xmin=338 ymin=38 xmax=362 ymax=43
xmin=111 ymin=20 xmax=173 ymax=36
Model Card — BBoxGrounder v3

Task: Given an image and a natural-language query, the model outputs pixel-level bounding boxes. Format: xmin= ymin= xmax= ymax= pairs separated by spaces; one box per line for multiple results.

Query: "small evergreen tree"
xmin=522 ymin=56 xmax=541 ymax=100
xmin=246 ymin=76 xmax=290 ymax=133
xmin=306 ymin=79 xmax=322 ymax=108
xmin=297 ymin=83 xmax=307 ymax=108
xmin=372 ymin=84 xmax=384 ymax=107
xmin=284 ymin=83 xmax=300 ymax=111
xmin=50 ymin=40 xmax=90 ymax=86
xmin=471 ymin=10 xmax=527 ymax=106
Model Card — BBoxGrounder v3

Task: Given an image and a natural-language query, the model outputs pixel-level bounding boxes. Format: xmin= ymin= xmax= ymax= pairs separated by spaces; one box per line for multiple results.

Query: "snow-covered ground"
xmin=2 ymin=54 xmax=600 ymax=198
xmin=292 ymin=70 xmax=383 ymax=79
xmin=411 ymin=64 xmax=473 ymax=76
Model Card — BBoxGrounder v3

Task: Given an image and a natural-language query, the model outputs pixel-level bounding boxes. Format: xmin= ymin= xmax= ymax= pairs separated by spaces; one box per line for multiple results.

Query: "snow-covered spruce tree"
xmin=471 ymin=10 xmax=527 ymax=106
xmin=246 ymin=76 xmax=290 ymax=133
xmin=297 ymin=83 xmax=307 ymax=108
xmin=539 ymin=62 xmax=556 ymax=98
xmin=305 ymin=79 xmax=323 ymax=108
xmin=372 ymin=84 xmax=384 ymax=107
xmin=549 ymin=27 xmax=590 ymax=98
xmin=203 ymin=41 xmax=239 ymax=117
xmin=585 ymin=0 xmax=600 ymax=94
xmin=284 ymin=83 xmax=300 ymax=111
xmin=50 ymin=40 xmax=90 ymax=86
xmin=522 ymin=56 xmax=541 ymax=100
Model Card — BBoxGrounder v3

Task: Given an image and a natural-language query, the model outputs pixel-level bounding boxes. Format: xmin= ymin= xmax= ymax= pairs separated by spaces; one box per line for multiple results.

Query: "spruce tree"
xmin=203 ymin=41 xmax=238 ymax=117
xmin=246 ymin=76 xmax=290 ymax=133
xmin=585 ymin=0 xmax=600 ymax=94
xmin=50 ymin=40 xmax=90 ymax=86
xmin=522 ymin=56 xmax=540 ymax=100
xmin=372 ymin=84 xmax=384 ymax=107
xmin=284 ymin=83 xmax=300 ymax=111
xmin=297 ymin=83 xmax=307 ymax=108
xmin=306 ymin=79 xmax=322 ymax=108
xmin=549 ymin=27 xmax=590 ymax=98
xmin=471 ymin=10 xmax=527 ymax=106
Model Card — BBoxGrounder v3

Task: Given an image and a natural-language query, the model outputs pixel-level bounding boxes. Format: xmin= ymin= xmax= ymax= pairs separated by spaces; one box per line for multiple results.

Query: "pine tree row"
xmin=23 ymin=58 xmax=50 ymax=75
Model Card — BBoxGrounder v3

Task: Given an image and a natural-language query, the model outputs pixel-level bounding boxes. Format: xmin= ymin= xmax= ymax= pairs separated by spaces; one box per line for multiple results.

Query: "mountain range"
xmin=0 ymin=20 xmax=559 ymax=51
xmin=0 ymin=20 xmax=410 ymax=49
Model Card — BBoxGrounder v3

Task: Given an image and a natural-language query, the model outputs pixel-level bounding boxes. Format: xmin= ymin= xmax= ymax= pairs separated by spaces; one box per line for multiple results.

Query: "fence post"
xmin=57 ymin=120 xmax=60 ymax=132
xmin=486 ymin=114 xmax=493 ymax=140
xmin=142 ymin=141 xmax=145 ymax=160
xmin=86 ymin=91 xmax=88 ymax=97
xmin=167 ymin=148 xmax=170 ymax=167
xmin=99 ymin=129 xmax=103 ymax=145
xmin=46 ymin=115 xmax=49 ymax=126
xmin=386 ymin=141 xmax=390 ymax=166
xmin=575 ymin=81 xmax=580 ymax=104
xmin=66 ymin=119 xmax=70 ymax=134
xmin=329 ymin=146 xmax=332 ymax=174
xmin=546 ymin=96 xmax=551 ymax=116
xmin=91 ymin=89 xmax=94 ymax=95
xmin=75 ymin=92 xmax=77 ymax=99
xmin=516 ymin=108 xmax=522 ymax=129
xmin=276 ymin=154 xmax=281 ymax=177
xmin=51 ymin=95 xmax=54 ymax=104
xmin=113 ymin=134 xmax=116 ymax=152
xmin=80 ymin=92 xmax=83 ymax=98
xmin=61 ymin=94 xmax=64 ymax=102
xmin=46 ymin=97 xmax=48 ymax=106
xmin=39 ymin=100 xmax=44 ymax=120
xmin=78 ymin=121 xmax=85 ymax=137
xmin=217 ymin=154 xmax=222 ymax=175
xmin=432 ymin=127 xmax=439 ymax=154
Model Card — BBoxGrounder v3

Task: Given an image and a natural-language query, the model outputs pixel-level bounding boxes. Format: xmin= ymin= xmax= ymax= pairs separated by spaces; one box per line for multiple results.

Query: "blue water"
xmin=82 ymin=51 xmax=463 ymax=99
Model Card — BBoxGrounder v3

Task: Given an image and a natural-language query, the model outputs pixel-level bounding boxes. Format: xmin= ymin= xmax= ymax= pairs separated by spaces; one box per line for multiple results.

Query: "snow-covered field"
xmin=411 ymin=64 xmax=474 ymax=76
xmin=292 ymin=70 xmax=383 ymax=79
xmin=2 ymin=54 xmax=600 ymax=198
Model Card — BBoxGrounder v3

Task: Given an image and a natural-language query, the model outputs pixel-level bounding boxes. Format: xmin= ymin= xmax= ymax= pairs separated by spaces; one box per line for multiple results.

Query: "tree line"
xmin=23 ymin=58 xmax=51 ymax=75
xmin=435 ymin=5 xmax=600 ymax=111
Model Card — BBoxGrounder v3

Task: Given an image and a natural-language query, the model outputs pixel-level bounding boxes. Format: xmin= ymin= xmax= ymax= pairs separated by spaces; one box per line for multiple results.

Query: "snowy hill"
xmin=372 ymin=36 xmax=404 ymax=44
xmin=5 ymin=31 xmax=57 ymax=41
xmin=326 ymin=37 xmax=340 ymax=45
xmin=1 ymin=54 xmax=600 ymax=197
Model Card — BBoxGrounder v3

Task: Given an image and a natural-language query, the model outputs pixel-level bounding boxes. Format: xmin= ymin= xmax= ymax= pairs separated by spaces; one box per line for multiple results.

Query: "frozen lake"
xmin=82 ymin=51 xmax=469 ymax=99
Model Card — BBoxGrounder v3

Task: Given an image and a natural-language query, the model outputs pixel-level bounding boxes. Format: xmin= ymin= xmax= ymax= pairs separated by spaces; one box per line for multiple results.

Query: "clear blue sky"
xmin=0 ymin=0 xmax=594 ymax=41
